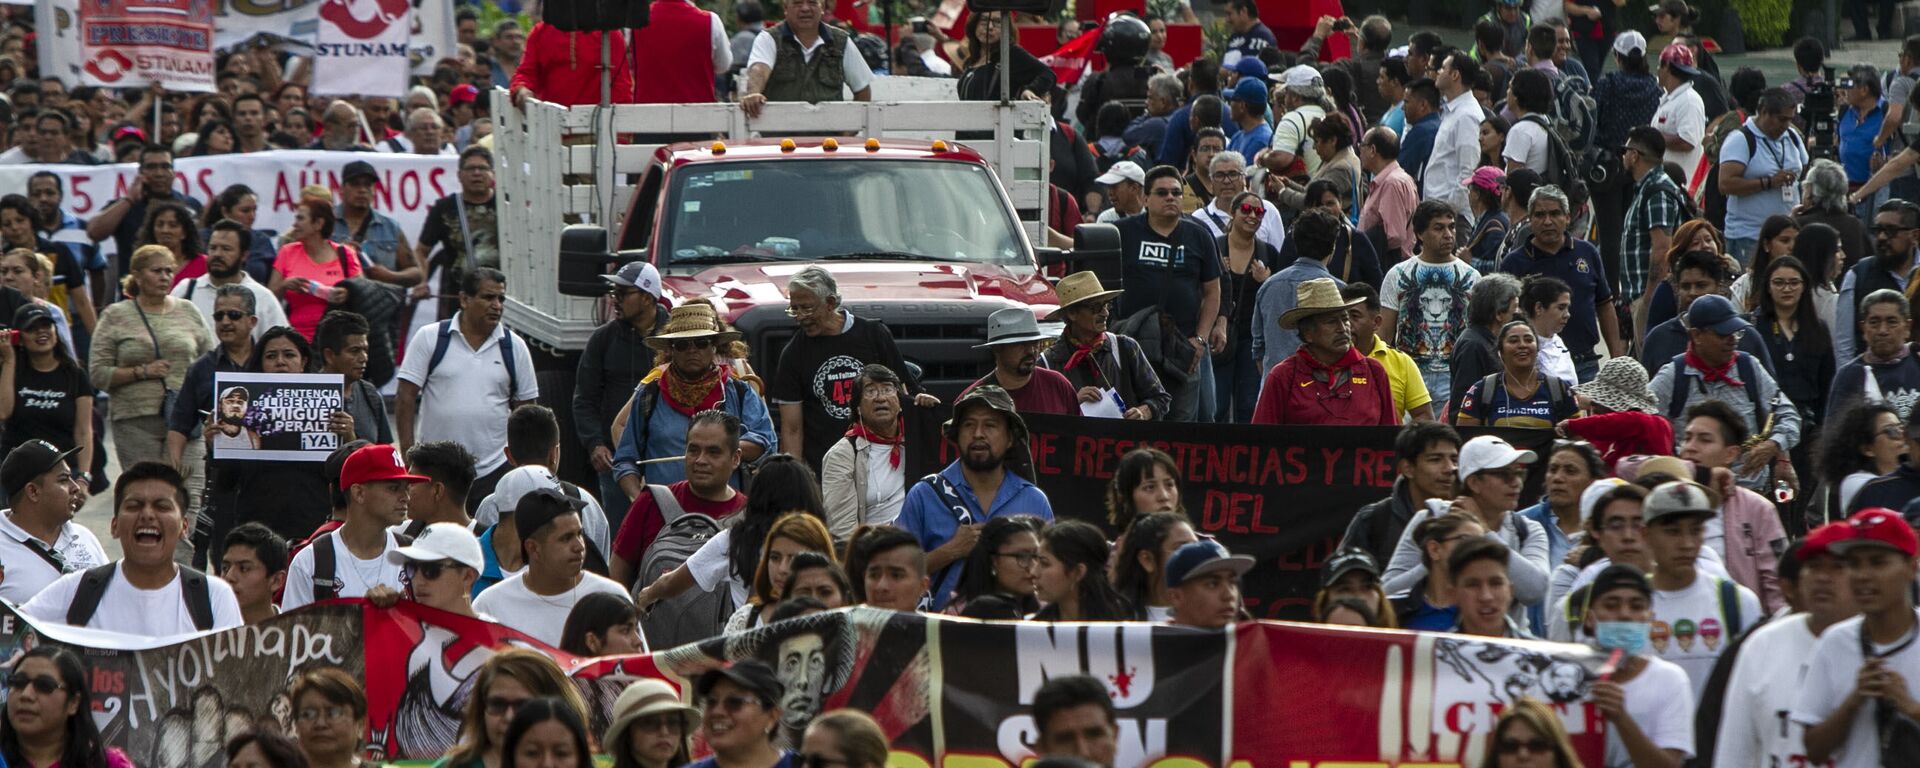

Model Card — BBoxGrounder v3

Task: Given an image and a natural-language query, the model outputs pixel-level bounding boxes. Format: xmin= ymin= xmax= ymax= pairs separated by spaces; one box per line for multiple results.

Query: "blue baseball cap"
xmin=1232 ymin=57 xmax=1268 ymax=83
xmin=1685 ymin=294 xmax=1752 ymax=336
xmin=1226 ymin=77 xmax=1268 ymax=106
xmin=1165 ymin=540 xmax=1255 ymax=589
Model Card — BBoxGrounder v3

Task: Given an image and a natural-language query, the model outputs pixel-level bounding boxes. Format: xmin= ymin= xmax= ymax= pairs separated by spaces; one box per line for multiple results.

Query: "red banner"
xmin=78 ymin=0 xmax=216 ymax=92
xmin=1040 ymin=28 xmax=1101 ymax=86
xmin=1 ymin=602 xmax=1604 ymax=766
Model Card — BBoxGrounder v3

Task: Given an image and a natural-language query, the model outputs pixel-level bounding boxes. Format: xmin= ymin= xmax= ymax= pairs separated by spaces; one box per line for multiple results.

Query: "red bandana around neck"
xmin=845 ymin=419 xmax=905 ymax=468
xmin=1062 ymin=333 xmax=1108 ymax=381
xmin=663 ymin=365 xmax=728 ymax=415
xmin=1684 ymin=346 xmax=1742 ymax=386
xmin=1300 ymin=345 xmax=1367 ymax=372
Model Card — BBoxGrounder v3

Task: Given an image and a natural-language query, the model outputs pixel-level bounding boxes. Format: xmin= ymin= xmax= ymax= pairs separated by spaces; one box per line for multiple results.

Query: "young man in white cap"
xmin=1164 ymin=539 xmax=1253 ymax=629
xmin=282 ymin=443 xmax=429 ymax=611
xmin=1384 ymin=434 xmax=1550 ymax=625
xmin=1640 ymin=479 xmax=1762 ymax=697
xmin=1094 ymin=161 xmax=1147 ymax=223
xmin=475 ymin=488 xmax=633 ymax=647
xmin=1796 ymin=508 xmax=1920 ymax=767
xmin=390 ymin=521 xmax=487 ymax=619
xmin=961 ymin=307 xmax=1078 ymax=416
xmin=578 ymin=260 xmax=664 ymax=511
xmin=0 ymin=440 xmax=102 ymax=605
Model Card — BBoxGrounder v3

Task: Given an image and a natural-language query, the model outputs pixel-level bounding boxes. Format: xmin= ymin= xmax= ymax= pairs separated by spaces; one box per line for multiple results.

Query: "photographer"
xmin=1837 ymin=65 xmax=1890 ymax=222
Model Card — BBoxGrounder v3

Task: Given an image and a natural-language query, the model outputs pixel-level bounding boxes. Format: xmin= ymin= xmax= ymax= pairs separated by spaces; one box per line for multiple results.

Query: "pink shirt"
xmin=1360 ymin=161 xmax=1418 ymax=262
xmin=272 ymin=240 xmax=359 ymax=339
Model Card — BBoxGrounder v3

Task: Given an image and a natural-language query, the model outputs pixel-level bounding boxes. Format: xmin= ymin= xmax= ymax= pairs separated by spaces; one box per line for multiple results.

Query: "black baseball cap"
xmin=695 ymin=659 xmax=785 ymax=704
xmin=1 ymin=440 xmax=79 ymax=500
xmin=11 ymin=303 xmax=53 ymax=330
xmin=1589 ymin=563 xmax=1653 ymax=601
xmin=342 ymin=160 xmax=378 ymax=184
xmin=513 ymin=487 xmax=588 ymax=543
xmin=1321 ymin=548 xmax=1381 ymax=588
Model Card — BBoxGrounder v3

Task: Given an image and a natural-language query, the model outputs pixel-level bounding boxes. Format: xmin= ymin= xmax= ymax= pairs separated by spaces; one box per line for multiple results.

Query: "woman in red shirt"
xmin=267 ymin=200 xmax=359 ymax=339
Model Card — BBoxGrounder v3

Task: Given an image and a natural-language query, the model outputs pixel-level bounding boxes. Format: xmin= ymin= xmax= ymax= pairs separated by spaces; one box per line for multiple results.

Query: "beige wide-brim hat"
xmin=644 ymin=303 xmax=742 ymax=351
xmin=1277 ymin=278 xmax=1364 ymax=330
xmin=603 ymin=679 xmax=702 ymax=752
xmin=1044 ymin=271 xmax=1127 ymax=321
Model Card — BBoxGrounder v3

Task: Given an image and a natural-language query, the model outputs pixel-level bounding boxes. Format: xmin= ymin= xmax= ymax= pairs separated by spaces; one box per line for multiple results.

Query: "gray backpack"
xmin=634 ymin=485 xmax=734 ymax=650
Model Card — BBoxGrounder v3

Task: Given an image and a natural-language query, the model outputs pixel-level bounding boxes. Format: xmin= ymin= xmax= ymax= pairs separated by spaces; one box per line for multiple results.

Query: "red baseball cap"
xmin=450 ymin=84 xmax=479 ymax=105
xmin=338 ymin=444 xmax=428 ymax=489
xmin=1801 ymin=521 xmax=1852 ymax=560
xmin=1832 ymin=508 xmax=1920 ymax=558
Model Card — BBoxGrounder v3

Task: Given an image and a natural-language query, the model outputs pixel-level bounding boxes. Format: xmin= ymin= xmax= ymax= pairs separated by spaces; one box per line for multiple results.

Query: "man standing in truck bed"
xmin=737 ymin=0 xmax=872 ymax=117
xmin=774 ymin=267 xmax=938 ymax=473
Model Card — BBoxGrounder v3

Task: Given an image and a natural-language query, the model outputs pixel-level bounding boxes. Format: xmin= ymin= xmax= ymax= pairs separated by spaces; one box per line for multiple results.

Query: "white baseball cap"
xmin=1457 ymin=435 xmax=1538 ymax=480
xmin=1276 ymin=64 xmax=1322 ymax=89
xmin=1612 ymin=30 xmax=1648 ymax=57
xmin=388 ymin=522 xmax=486 ymax=573
xmin=1095 ymin=160 xmax=1146 ymax=186
xmin=604 ymin=260 xmax=663 ymax=297
xmin=489 ymin=465 xmax=563 ymax=517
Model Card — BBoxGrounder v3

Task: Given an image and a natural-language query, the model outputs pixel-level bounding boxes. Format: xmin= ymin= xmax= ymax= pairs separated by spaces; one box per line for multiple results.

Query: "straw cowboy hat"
xmin=644 ymin=303 xmax=742 ymax=351
xmin=603 ymin=679 xmax=702 ymax=753
xmin=1044 ymin=271 xmax=1126 ymax=322
xmin=1277 ymin=278 xmax=1364 ymax=330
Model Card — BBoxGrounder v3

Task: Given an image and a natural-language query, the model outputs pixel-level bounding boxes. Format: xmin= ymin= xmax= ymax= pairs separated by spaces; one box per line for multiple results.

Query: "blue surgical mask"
xmin=1594 ymin=620 xmax=1651 ymax=656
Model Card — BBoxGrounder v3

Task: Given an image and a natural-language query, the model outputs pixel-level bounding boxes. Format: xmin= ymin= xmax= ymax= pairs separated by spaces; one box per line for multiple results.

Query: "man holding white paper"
xmin=1038 ymin=272 xmax=1169 ymax=420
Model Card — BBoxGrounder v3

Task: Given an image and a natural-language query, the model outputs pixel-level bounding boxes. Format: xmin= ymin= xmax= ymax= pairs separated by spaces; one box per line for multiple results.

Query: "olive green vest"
xmin=764 ymin=22 xmax=848 ymax=104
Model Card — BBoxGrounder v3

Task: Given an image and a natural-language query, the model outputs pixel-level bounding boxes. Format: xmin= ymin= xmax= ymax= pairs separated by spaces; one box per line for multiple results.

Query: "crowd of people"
xmin=5 ymin=0 xmax=1920 ymax=766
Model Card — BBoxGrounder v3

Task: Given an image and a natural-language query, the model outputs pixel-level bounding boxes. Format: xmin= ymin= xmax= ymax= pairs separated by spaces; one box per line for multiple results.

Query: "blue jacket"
xmin=898 ymin=461 xmax=1053 ymax=610
xmin=611 ymin=375 xmax=776 ymax=488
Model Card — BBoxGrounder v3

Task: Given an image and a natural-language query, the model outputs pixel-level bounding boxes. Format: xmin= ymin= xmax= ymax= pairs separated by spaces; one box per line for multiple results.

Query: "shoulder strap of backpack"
xmin=1717 ymin=577 xmax=1744 ymax=637
xmin=1667 ymin=353 xmax=1692 ymax=419
xmin=1545 ymin=374 xmax=1568 ymax=405
xmin=1735 ymin=353 xmax=1767 ymax=422
xmin=402 ymin=519 xmax=428 ymax=539
xmin=647 ymin=484 xmax=685 ymax=527
xmin=1563 ymin=582 xmax=1592 ymax=632
xmin=499 ymin=329 xmax=519 ymax=397
xmin=179 ymin=567 xmax=214 ymax=631
xmin=312 ymin=531 xmax=339 ymax=601
xmin=65 ymin=563 xmax=118 ymax=627
xmin=1734 ymin=124 xmax=1760 ymax=164
xmin=426 ymin=320 xmax=456 ymax=378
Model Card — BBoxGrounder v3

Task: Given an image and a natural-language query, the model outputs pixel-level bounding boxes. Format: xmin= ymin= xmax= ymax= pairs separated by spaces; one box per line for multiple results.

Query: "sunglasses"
xmin=798 ymin=754 xmax=851 ymax=768
xmin=212 ymin=310 xmax=248 ymax=322
xmin=1237 ymin=203 xmax=1264 ymax=217
xmin=670 ymin=338 xmax=715 ymax=352
xmin=703 ymin=694 xmax=761 ymax=714
xmin=403 ymin=559 xmax=462 ymax=582
xmin=1149 ymin=187 xmax=1183 ymax=198
xmin=6 ymin=673 xmax=64 ymax=695
xmin=1497 ymin=737 xmax=1553 ymax=755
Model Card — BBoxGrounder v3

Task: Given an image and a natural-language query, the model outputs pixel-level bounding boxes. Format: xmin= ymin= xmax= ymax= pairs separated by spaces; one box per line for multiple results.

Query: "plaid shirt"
xmin=1619 ymin=169 xmax=1686 ymax=303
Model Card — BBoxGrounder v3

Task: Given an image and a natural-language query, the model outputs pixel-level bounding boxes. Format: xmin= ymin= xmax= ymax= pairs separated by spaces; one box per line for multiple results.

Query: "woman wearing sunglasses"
xmin=1213 ymin=191 xmax=1279 ymax=423
xmin=438 ymin=649 xmax=590 ymax=768
xmin=604 ymin=679 xmax=701 ymax=768
xmin=800 ymin=710 xmax=889 ymax=768
xmin=1477 ymin=698 xmax=1582 ymax=768
xmin=688 ymin=660 xmax=796 ymax=768
xmin=0 ymin=646 xmax=131 ymax=768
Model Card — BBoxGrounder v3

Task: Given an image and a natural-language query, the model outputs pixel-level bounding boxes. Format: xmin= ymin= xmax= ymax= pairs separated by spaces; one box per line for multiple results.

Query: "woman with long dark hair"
xmin=136 ymin=201 xmax=204 ymax=278
xmin=200 ymin=184 xmax=278 ymax=281
xmin=0 ymin=297 xmax=93 ymax=469
xmin=189 ymin=118 xmax=237 ymax=157
xmin=559 ymin=591 xmax=645 ymax=657
xmin=210 ymin=326 xmax=329 ymax=542
xmin=1784 ymin=221 xmax=1843 ymax=333
xmin=1754 ymin=256 xmax=1834 ymax=459
xmin=949 ymin=514 xmax=1043 ymax=615
xmin=1477 ymin=698 xmax=1583 ymax=768
xmin=1104 ymin=447 xmax=1183 ymax=534
xmin=1 ymin=646 xmax=129 ymax=768
xmin=500 ymin=698 xmax=595 ymax=768
xmin=1730 ymin=214 xmax=1798 ymax=311
xmin=438 ymin=649 xmax=590 ymax=768
xmin=1214 ymin=191 xmax=1280 ymax=423
xmin=782 ymin=552 xmax=852 ymax=608
xmin=1111 ymin=512 xmax=1198 ymax=621
xmin=956 ymin=10 xmax=1055 ymax=102
xmin=1815 ymin=402 xmax=1904 ymax=520
xmin=1032 ymin=520 xmax=1133 ymax=621
xmin=728 ymin=512 xmax=836 ymax=631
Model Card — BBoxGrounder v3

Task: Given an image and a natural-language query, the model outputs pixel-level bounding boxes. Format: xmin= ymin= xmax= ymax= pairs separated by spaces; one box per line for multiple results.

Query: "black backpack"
xmin=311 ymin=530 xmax=413 ymax=601
xmin=67 ymin=563 xmax=215 ymax=631
xmin=1520 ymin=114 xmax=1591 ymax=212
xmin=1663 ymin=352 xmax=1768 ymax=423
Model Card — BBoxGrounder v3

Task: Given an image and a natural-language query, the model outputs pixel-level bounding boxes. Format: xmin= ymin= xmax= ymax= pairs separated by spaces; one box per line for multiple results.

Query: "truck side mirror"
xmin=557 ymin=224 xmax=640 ymax=297
xmin=1053 ymin=222 xmax=1121 ymax=286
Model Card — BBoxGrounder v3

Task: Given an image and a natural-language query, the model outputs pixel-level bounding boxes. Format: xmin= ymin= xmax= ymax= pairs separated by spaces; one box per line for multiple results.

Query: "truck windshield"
xmin=661 ymin=159 xmax=1026 ymax=265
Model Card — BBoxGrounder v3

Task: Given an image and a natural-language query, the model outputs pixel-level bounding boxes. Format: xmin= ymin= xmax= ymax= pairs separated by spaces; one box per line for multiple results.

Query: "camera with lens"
xmin=1332 ymin=17 xmax=1353 ymax=31
xmin=1802 ymin=66 xmax=1838 ymax=162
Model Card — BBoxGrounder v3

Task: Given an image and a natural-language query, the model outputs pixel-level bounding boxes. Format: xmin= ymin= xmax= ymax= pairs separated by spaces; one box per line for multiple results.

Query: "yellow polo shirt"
xmin=1366 ymin=335 xmax=1432 ymax=418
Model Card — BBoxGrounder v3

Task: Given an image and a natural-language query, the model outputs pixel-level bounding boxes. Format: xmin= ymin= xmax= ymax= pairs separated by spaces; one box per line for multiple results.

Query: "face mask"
xmin=1593 ymin=620 xmax=1651 ymax=656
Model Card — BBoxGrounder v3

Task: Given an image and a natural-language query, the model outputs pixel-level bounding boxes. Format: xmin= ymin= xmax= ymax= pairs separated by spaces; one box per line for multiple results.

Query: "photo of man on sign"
xmin=211 ymin=371 xmax=346 ymax=461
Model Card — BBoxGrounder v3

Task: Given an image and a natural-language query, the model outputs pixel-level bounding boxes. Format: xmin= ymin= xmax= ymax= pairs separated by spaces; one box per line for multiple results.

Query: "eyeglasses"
xmin=6 ymin=673 xmax=64 ymax=695
xmin=1880 ymin=425 xmax=1907 ymax=441
xmin=785 ymin=303 xmax=825 ymax=318
xmin=1237 ymin=202 xmax=1264 ymax=217
xmin=1601 ymin=517 xmax=1647 ymax=533
xmin=995 ymin=551 xmax=1038 ymax=568
xmin=486 ymin=696 xmax=530 ymax=716
xmin=799 ymin=754 xmax=852 ymax=768
xmin=1769 ymin=278 xmax=1805 ymax=289
xmin=703 ymin=694 xmax=761 ymax=714
xmin=212 ymin=310 xmax=249 ymax=322
xmin=633 ymin=714 xmax=685 ymax=734
xmin=1149 ymin=187 xmax=1183 ymax=198
xmin=1873 ymin=225 xmax=1916 ymax=236
xmin=669 ymin=338 xmax=715 ymax=352
xmin=1497 ymin=738 xmax=1553 ymax=755
xmin=296 ymin=706 xmax=351 ymax=723
xmin=1211 ymin=171 xmax=1245 ymax=182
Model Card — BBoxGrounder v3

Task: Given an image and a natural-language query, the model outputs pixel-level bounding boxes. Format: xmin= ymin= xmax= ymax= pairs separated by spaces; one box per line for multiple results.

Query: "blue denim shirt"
xmin=610 ymin=377 xmax=775 ymax=488
xmin=898 ymin=461 xmax=1054 ymax=610
xmin=334 ymin=209 xmax=406 ymax=270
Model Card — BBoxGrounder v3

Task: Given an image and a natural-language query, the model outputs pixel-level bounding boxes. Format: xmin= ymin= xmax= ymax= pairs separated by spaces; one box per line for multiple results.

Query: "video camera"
xmin=1803 ymin=66 xmax=1837 ymax=162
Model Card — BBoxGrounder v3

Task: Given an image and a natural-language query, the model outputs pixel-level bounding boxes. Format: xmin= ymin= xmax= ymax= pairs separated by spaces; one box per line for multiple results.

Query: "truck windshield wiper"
xmin=817 ymin=251 xmax=949 ymax=262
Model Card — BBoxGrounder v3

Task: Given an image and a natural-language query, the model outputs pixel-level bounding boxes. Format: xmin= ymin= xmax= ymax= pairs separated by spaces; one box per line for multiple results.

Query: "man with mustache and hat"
xmin=897 ymin=385 xmax=1053 ymax=610
xmin=961 ymin=307 xmax=1077 ymax=416
xmin=1252 ymin=279 xmax=1398 ymax=425
xmin=1038 ymin=272 xmax=1169 ymax=420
